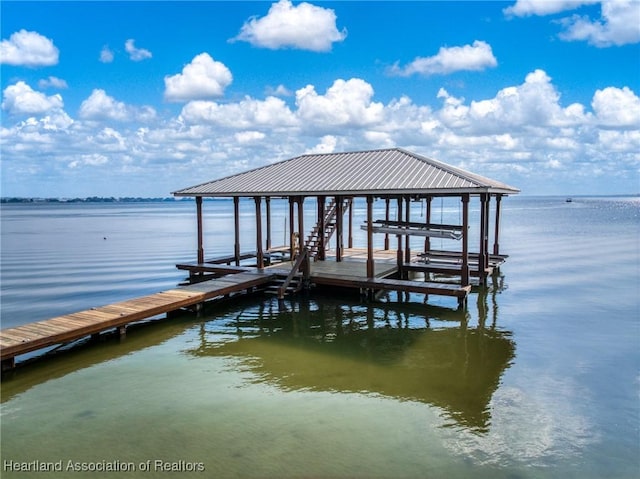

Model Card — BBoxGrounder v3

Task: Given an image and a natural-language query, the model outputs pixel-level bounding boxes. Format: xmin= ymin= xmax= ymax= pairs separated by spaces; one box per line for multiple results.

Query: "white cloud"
xmin=558 ymin=0 xmax=640 ymax=46
xmin=2 ymin=81 xmax=63 ymax=115
xmin=266 ymin=84 xmax=293 ymax=97
xmin=504 ymin=0 xmax=599 ymax=17
xmin=505 ymin=0 xmax=640 ymax=47
xmin=164 ymin=53 xmax=233 ymax=102
xmin=1 ymin=71 xmax=638 ymax=196
xmin=235 ymin=131 xmax=266 ymax=143
xmin=437 ymin=70 xmax=590 ymax=134
xmin=79 ymin=90 xmax=128 ymax=121
xmin=180 ymin=95 xmax=297 ymax=128
xmin=125 ymin=39 xmax=152 ymax=61
xmin=100 ymin=45 xmax=114 ymax=63
xmin=591 ymin=86 xmax=640 ymax=127
xmin=69 ymin=153 xmax=109 ymax=169
xmin=38 ymin=76 xmax=68 ymax=89
xmin=305 ymin=135 xmax=338 ymax=154
xmin=0 ymin=30 xmax=59 ymax=67
xmin=390 ymin=41 xmax=498 ymax=76
xmin=295 ymin=78 xmax=384 ymax=130
xmin=232 ymin=0 xmax=347 ymax=52
xmin=79 ymin=89 xmax=156 ymax=122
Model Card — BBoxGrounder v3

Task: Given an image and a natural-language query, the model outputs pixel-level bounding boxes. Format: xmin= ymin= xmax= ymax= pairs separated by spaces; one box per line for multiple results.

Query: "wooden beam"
xmin=405 ymin=195 xmax=411 ymax=264
xmin=233 ymin=196 xmax=240 ymax=266
xmin=318 ymin=195 xmax=326 ymax=261
xmin=266 ymin=197 xmax=272 ymax=251
xmin=397 ymin=196 xmax=404 ymax=278
xmin=493 ymin=195 xmax=502 ymax=255
xmin=336 ymin=195 xmax=343 ymax=262
xmin=254 ymin=197 xmax=263 ymax=269
xmin=484 ymin=193 xmax=491 ymax=273
xmin=461 ymin=194 xmax=470 ymax=287
xmin=366 ymin=195 xmax=374 ymax=279
xmin=424 ymin=196 xmax=432 ymax=252
xmin=479 ymin=194 xmax=487 ymax=279
xmin=289 ymin=197 xmax=295 ymax=259
xmin=297 ymin=197 xmax=305 ymax=256
xmin=348 ymin=197 xmax=354 ymax=249
xmin=196 ymin=196 xmax=204 ymax=264
xmin=384 ymin=198 xmax=390 ymax=250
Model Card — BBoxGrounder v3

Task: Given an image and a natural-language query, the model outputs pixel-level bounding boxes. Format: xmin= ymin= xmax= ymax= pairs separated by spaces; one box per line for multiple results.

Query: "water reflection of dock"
xmin=189 ymin=281 xmax=514 ymax=433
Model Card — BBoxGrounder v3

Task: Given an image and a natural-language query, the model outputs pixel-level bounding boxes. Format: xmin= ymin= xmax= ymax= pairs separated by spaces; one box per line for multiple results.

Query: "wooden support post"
xmin=255 ymin=196 xmax=264 ymax=269
xmin=484 ymin=193 xmax=490 ymax=273
xmin=118 ymin=325 xmax=126 ymax=339
xmin=233 ymin=196 xmax=240 ymax=266
xmin=297 ymin=197 xmax=305 ymax=257
xmin=384 ymin=198 xmax=390 ymax=250
xmin=196 ymin=196 xmax=204 ymax=264
xmin=318 ymin=196 xmax=326 ymax=261
xmin=405 ymin=195 xmax=411 ymax=264
xmin=479 ymin=194 xmax=487 ymax=280
xmin=289 ymin=197 xmax=295 ymax=259
xmin=336 ymin=196 xmax=343 ymax=262
xmin=397 ymin=197 xmax=404 ymax=278
xmin=2 ymin=357 xmax=15 ymax=372
xmin=461 ymin=194 xmax=470 ymax=287
xmin=366 ymin=195 xmax=374 ymax=279
xmin=266 ymin=197 xmax=272 ymax=252
xmin=348 ymin=198 xmax=353 ymax=249
xmin=424 ymin=196 xmax=432 ymax=252
xmin=493 ymin=195 xmax=502 ymax=255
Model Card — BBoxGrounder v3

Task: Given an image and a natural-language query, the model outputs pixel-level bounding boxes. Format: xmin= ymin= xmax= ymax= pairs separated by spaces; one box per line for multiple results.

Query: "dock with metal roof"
xmin=173 ymin=147 xmax=519 ymax=303
xmin=1 ymin=148 xmax=518 ymax=370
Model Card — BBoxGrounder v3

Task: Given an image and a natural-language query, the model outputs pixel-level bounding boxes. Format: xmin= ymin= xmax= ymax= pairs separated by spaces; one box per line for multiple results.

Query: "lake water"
xmin=1 ymin=196 xmax=638 ymax=478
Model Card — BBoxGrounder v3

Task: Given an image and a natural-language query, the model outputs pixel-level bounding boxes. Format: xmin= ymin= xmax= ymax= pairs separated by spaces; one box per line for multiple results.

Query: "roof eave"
xmin=172 ymin=186 xmax=520 ymax=198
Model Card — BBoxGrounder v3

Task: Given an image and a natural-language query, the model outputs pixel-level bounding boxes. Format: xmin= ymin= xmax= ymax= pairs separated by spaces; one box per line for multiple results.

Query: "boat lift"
xmin=361 ymin=219 xmax=464 ymax=240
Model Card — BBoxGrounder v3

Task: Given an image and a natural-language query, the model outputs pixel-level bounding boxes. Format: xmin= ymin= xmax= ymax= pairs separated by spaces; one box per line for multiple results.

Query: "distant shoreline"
xmin=0 ymin=197 xmax=237 ymax=204
xmin=2 ymin=194 xmax=637 ymax=204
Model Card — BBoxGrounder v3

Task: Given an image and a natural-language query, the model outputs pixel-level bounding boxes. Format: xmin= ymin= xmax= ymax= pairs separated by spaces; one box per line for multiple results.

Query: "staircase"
xmin=266 ymin=271 xmax=304 ymax=298
xmin=266 ymin=198 xmax=351 ymax=299
xmin=265 ymin=248 xmax=310 ymax=299
xmin=305 ymin=197 xmax=352 ymax=260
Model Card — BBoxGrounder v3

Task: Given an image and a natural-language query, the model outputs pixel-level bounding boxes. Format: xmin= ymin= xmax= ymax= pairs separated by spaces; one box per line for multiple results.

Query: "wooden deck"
xmin=0 ymin=270 xmax=278 ymax=368
xmin=1 ymin=248 xmax=482 ymax=369
xmin=273 ymin=248 xmax=472 ymax=301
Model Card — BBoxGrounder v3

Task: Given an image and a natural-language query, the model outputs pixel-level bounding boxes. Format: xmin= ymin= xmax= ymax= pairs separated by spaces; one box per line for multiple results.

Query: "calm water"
xmin=1 ymin=196 xmax=638 ymax=478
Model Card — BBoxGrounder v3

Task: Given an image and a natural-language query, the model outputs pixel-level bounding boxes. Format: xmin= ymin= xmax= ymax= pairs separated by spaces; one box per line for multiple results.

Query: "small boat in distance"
xmin=566 ymin=197 xmax=573 ymax=202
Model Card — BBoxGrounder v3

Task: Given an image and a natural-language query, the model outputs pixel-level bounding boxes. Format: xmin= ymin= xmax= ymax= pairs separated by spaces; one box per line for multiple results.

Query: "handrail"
xmin=278 ymin=247 xmax=310 ymax=299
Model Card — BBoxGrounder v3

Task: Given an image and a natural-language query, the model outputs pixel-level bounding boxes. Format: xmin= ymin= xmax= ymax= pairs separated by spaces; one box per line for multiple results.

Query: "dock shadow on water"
xmin=188 ymin=287 xmax=514 ymax=436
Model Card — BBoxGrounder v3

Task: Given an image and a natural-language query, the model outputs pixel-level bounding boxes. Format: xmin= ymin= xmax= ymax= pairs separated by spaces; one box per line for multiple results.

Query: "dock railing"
xmin=278 ymin=247 xmax=310 ymax=299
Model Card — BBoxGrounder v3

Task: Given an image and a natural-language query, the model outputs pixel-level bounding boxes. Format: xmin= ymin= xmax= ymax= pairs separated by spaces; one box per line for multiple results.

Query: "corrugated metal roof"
xmin=173 ymin=148 xmax=520 ymax=197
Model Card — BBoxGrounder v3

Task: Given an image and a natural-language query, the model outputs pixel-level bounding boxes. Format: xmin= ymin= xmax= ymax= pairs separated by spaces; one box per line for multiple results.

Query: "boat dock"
xmin=1 ymin=148 xmax=518 ymax=371
xmin=0 ymin=247 xmax=479 ymax=370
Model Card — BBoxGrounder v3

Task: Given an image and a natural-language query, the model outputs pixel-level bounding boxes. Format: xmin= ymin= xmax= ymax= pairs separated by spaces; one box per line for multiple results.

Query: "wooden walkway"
xmin=1 ymin=248 xmax=480 ymax=370
xmin=0 ymin=270 xmax=278 ymax=369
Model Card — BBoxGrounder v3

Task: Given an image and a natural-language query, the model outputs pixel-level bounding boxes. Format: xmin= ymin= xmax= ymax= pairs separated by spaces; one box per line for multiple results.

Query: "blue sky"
xmin=1 ymin=1 xmax=639 ymax=197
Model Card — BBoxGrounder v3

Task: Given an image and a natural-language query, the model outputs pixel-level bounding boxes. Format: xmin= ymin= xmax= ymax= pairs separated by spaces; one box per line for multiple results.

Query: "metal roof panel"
xmin=173 ymin=148 xmax=519 ymax=197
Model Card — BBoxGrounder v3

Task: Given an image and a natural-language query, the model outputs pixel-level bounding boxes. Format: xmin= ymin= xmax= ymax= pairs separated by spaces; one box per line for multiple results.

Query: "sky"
xmin=1 ymin=0 xmax=639 ymax=198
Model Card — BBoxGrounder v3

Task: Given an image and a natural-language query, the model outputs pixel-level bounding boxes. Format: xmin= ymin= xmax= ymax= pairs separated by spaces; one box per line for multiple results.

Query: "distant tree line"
xmin=0 ymin=197 xmax=189 ymax=203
